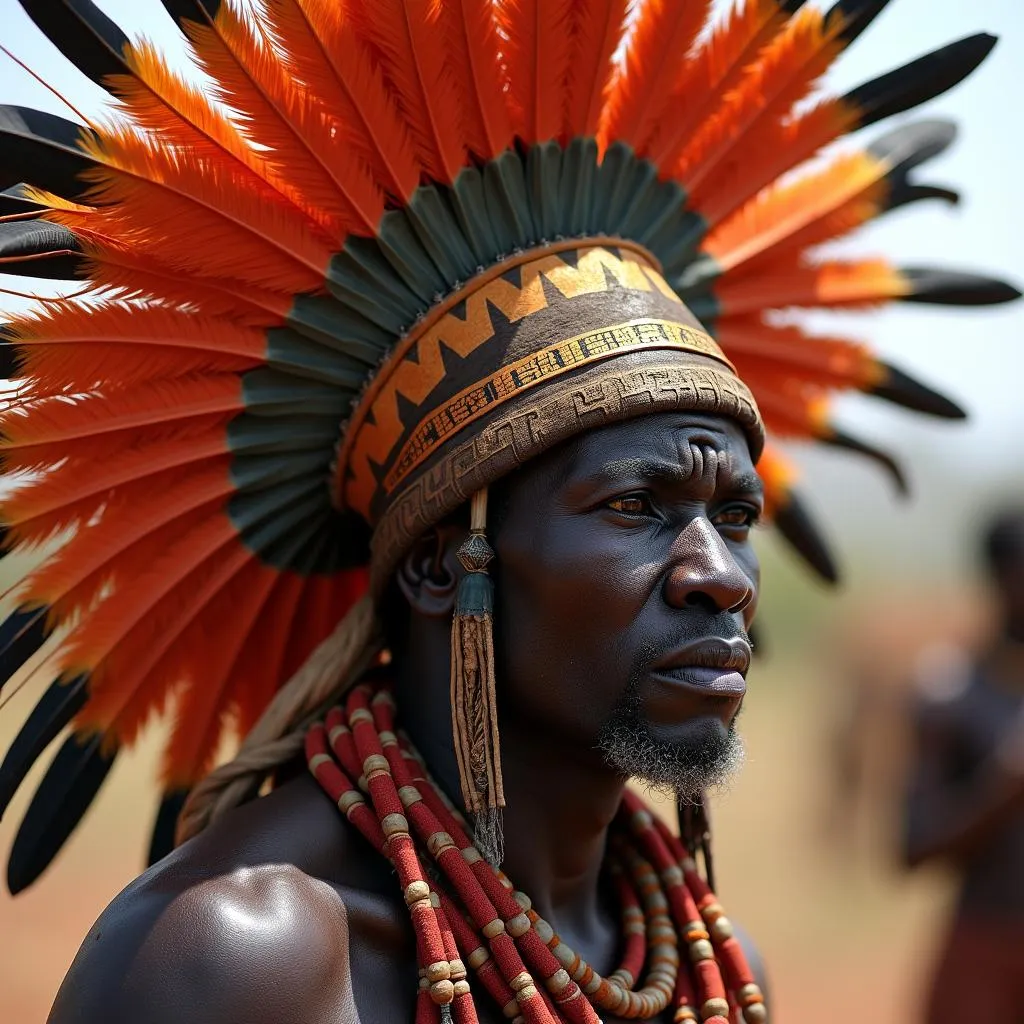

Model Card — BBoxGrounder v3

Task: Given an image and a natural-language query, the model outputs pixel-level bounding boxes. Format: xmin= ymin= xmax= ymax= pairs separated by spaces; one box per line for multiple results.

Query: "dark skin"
xmin=49 ymin=412 xmax=766 ymax=1024
xmin=902 ymin=518 xmax=1024 ymax=919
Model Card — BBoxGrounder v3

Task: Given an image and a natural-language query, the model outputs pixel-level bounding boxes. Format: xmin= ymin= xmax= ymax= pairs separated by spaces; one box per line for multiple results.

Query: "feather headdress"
xmin=0 ymin=0 xmax=1016 ymax=891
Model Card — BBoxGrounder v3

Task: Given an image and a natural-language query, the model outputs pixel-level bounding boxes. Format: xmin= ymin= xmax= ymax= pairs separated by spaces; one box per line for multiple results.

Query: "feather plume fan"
xmin=0 ymin=0 xmax=1016 ymax=892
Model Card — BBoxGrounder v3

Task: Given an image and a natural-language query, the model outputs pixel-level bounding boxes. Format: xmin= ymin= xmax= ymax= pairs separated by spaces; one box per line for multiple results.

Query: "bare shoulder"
xmin=48 ymin=774 xmax=396 ymax=1024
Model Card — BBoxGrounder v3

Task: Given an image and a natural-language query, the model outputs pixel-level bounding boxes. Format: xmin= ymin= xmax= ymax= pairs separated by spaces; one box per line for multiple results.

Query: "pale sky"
xmin=0 ymin=0 xmax=1021 ymax=580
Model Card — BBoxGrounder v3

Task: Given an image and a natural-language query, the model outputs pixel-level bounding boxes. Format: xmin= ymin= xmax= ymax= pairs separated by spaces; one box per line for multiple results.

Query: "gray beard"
xmin=596 ymin=689 xmax=746 ymax=800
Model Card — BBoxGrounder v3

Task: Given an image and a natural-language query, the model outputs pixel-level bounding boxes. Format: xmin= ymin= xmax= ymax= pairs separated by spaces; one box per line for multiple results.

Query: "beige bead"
xmin=327 ymin=723 xmax=348 ymax=744
xmin=544 ymin=969 xmax=571 ymax=994
xmin=661 ymin=864 xmax=684 ymax=886
xmin=398 ymin=785 xmax=422 ymax=807
xmin=404 ymin=880 xmax=430 ymax=906
xmin=307 ymin=752 xmax=332 ymax=773
xmin=380 ymin=812 xmax=409 ymax=838
xmin=449 ymin=958 xmax=467 ymax=981
xmin=701 ymin=901 xmax=724 ymax=922
xmin=429 ymin=980 xmax=454 ymax=1005
xmin=460 ymin=846 xmax=482 ymax=864
xmin=467 ymin=946 xmax=489 ymax=970
xmin=674 ymin=1010 xmax=698 ymax=1023
xmin=409 ymin=897 xmax=432 ymax=914
xmin=509 ymin=972 xmax=532 ymax=992
xmin=533 ymin=918 xmax=554 ymax=944
xmin=427 ymin=831 xmax=455 ymax=857
xmin=689 ymin=938 xmax=715 ymax=963
xmin=702 ymin=997 xmax=730 ymax=1019
xmin=453 ymin=980 xmax=470 ymax=997
xmin=337 ymin=791 xmax=363 ymax=815
xmin=482 ymin=918 xmax=505 ymax=939
xmin=378 ymin=729 xmax=398 ymax=747
xmin=743 ymin=1003 xmax=768 ymax=1023
xmin=426 ymin=961 xmax=451 ymax=983
xmin=349 ymin=708 xmax=373 ymax=724
xmin=505 ymin=912 xmax=531 ymax=938
xmin=429 ymin=892 xmax=440 ymax=909
xmin=552 ymin=942 xmax=575 ymax=969
xmin=738 ymin=983 xmax=763 ymax=1003
xmin=515 ymin=984 xmax=538 ymax=1004
xmin=513 ymin=891 xmax=532 ymax=911
xmin=632 ymin=808 xmax=654 ymax=831
xmin=709 ymin=917 xmax=734 ymax=943
xmin=681 ymin=857 xmax=698 ymax=873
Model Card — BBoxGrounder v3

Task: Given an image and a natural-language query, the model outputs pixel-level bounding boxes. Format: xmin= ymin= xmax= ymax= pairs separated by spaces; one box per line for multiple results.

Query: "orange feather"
xmin=598 ymin=0 xmax=713 ymax=153
xmin=713 ymin=257 xmax=909 ymax=316
xmin=349 ymin=0 xmax=466 ymax=183
xmin=71 ymin=127 xmax=328 ymax=293
xmin=675 ymin=6 xmax=844 ymax=194
xmin=704 ymin=151 xmax=887 ymax=272
xmin=184 ymin=0 xmax=383 ymax=236
xmin=263 ymin=0 xmax=422 ymax=200
xmin=562 ymin=0 xmax=629 ymax=140
xmin=228 ymin=570 xmax=306 ymax=737
xmin=1 ymin=433 xmax=229 ymax=545
xmin=0 ymin=374 xmax=241 ymax=449
xmin=756 ymin=442 xmax=800 ymax=520
xmin=22 ymin=463 xmax=234 ymax=616
xmin=717 ymin=316 xmax=880 ymax=392
xmin=114 ymin=40 xmax=337 ymax=242
xmin=645 ymin=0 xmax=791 ymax=170
xmin=433 ymin=0 xmax=515 ymax=159
xmin=496 ymin=0 xmax=576 ymax=145
xmin=163 ymin=560 xmax=279 ymax=782
xmin=694 ymin=96 xmax=856 ymax=227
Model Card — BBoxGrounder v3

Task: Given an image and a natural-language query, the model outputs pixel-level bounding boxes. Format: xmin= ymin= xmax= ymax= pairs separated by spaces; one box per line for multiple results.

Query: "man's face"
xmin=491 ymin=412 xmax=762 ymax=793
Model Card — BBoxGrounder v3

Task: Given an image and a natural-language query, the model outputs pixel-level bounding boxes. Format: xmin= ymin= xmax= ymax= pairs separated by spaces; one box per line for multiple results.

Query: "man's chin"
xmin=597 ymin=712 xmax=746 ymax=798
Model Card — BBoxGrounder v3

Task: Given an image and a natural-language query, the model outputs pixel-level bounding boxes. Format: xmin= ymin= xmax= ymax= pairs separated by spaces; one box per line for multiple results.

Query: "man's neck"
xmin=392 ymin=662 xmax=626 ymax=962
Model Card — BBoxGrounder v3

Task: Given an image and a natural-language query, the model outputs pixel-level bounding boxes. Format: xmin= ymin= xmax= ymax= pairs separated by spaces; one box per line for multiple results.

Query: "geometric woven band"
xmin=382 ymin=318 xmax=731 ymax=496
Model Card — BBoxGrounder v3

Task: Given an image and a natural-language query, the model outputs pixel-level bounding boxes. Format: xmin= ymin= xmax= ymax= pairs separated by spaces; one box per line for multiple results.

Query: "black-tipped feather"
xmin=824 ymin=428 xmax=908 ymax=495
xmin=148 ymin=789 xmax=189 ymax=866
xmin=0 ymin=219 xmax=83 ymax=278
xmin=886 ymin=182 xmax=959 ymax=212
xmin=0 ymin=675 xmax=88 ymax=819
xmin=17 ymin=0 xmax=130 ymax=86
xmin=0 ymin=324 xmax=20 ymax=377
xmin=159 ymin=0 xmax=223 ymax=27
xmin=0 ymin=106 xmax=94 ymax=199
xmin=846 ymin=34 xmax=998 ymax=130
xmin=7 ymin=732 xmax=115 ymax=894
xmin=830 ymin=0 xmax=893 ymax=47
xmin=900 ymin=268 xmax=1022 ymax=305
xmin=869 ymin=362 xmax=966 ymax=418
xmin=0 ymin=184 xmax=43 ymax=216
xmin=773 ymin=491 xmax=840 ymax=584
xmin=0 ymin=608 xmax=51 ymax=697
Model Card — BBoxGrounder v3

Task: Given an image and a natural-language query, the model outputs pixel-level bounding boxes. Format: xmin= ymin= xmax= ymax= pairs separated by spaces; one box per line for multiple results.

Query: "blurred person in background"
xmin=903 ymin=508 xmax=1024 ymax=1024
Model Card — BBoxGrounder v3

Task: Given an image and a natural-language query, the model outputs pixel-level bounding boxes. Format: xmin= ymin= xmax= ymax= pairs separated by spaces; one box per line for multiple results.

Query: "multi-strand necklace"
xmin=305 ymin=683 xmax=766 ymax=1024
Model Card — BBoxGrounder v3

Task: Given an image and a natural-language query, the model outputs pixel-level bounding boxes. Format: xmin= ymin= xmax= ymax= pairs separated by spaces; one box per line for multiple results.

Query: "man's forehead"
xmin=572 ymin=413 xmax=752 ymax=466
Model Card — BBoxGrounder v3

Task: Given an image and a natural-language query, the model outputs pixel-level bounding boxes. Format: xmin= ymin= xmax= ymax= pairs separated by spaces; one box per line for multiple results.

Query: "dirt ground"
xmin=0 ymin=587 xmax=968 ymax=1023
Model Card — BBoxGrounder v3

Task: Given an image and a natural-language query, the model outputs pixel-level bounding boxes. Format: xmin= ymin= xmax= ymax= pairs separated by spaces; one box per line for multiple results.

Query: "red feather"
xmin=562 ymin=0 xmax=629 ymax=140
xmin=496 ymin=0 xmax=576 ymax=145
xmin=599 ymin=0 xmax=713 ymax=153
xmin=433 ymin=0 xmax=514 ymax=159
xmin=645 ymin=0 xmax=792 ymax=170
xmin=263 ymin=0 xmax=422 ymax=200
xmin=674 ymin=6 xmax=845 ymax=194
xmin=349 ymin=0 xmax=466 ymax=183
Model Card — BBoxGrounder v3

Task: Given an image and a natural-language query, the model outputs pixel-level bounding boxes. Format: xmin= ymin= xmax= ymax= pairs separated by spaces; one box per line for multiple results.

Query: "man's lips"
xmin=649 ymin=637 xmax=752 ymax=699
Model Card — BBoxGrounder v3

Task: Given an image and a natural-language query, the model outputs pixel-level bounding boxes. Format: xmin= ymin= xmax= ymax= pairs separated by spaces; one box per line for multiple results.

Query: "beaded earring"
xmin=450 ymin=488 xmax=505 ymax=865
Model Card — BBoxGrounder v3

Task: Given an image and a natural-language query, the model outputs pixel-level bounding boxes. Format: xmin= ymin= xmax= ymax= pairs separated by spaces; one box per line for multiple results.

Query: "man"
xmin=0 ymin=1 xmax=1015 ymax=1022
xmin=903 ymin=510 xmax=1024 ymax=1024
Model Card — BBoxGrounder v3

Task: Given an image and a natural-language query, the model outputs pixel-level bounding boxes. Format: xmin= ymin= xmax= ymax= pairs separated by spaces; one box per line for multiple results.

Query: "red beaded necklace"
xmin=305 ymin=683 xmax=766 ymax=1024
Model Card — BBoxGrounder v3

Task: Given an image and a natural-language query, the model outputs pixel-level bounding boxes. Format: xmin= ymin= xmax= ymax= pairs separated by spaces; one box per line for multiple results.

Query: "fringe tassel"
xmin=450 ymin=488 xmax=505 ymax=866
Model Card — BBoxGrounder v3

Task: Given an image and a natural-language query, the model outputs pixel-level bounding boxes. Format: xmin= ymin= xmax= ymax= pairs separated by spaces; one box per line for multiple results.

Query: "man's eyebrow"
xmin=584 ymin=459 xmax=764 ymax=496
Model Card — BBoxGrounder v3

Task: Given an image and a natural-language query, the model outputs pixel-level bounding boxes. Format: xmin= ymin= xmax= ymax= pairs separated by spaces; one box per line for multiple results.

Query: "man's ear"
xmin=395 ymin=522 xmax=466 ymax=617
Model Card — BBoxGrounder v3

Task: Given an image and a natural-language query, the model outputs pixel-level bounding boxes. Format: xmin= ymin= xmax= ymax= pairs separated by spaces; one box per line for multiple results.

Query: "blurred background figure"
xmin=902 ymin=509 xmax=1024 ymax=1024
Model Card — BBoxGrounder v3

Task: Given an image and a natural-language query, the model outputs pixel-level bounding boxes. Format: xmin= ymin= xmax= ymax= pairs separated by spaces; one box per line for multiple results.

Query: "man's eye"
xmin=607 ymin=494 xmax=652 ymax=516
xmin=713 ymin=506 xmax=760 ymax=529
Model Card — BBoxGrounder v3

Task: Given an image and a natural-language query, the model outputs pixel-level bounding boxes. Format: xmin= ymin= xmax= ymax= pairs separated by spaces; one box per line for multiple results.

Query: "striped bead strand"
xmin=372 ymin=693 xmax=599 ymax=1024
xmin=344 ymin=688 xmax=556 ymax=1024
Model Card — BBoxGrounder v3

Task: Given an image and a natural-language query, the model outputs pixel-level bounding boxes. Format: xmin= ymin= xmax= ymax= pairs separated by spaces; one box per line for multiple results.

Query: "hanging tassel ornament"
xmin=450 ymin=488 xmax=505 ymax=866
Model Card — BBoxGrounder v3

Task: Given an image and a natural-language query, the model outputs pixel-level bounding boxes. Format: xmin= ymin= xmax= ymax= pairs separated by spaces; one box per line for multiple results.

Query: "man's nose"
xmin=663 ymin=518 xmax=754 ymax=615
